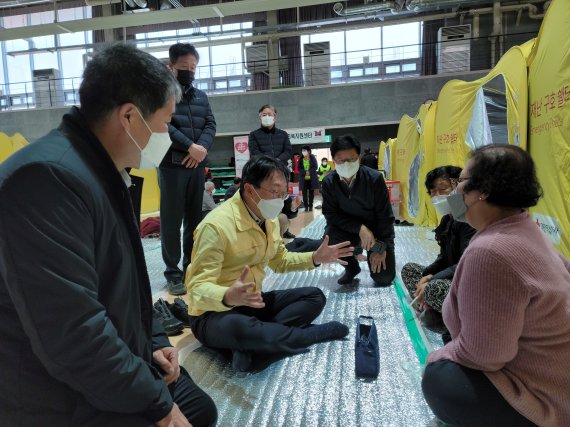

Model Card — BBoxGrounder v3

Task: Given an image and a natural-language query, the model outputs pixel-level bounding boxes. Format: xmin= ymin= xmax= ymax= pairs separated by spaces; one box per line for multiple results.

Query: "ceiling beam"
xmin=0 ymin=0 xmax=339 ymax=41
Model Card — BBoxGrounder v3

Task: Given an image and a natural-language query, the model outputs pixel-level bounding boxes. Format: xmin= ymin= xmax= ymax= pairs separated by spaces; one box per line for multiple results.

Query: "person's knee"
xmin=304 ymin=287 xmax=326 ymax=308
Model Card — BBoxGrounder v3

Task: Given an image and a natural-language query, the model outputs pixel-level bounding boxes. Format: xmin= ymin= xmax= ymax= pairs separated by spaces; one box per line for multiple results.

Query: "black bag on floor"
xmin=355 ymin=315 xmax=380 ymax=379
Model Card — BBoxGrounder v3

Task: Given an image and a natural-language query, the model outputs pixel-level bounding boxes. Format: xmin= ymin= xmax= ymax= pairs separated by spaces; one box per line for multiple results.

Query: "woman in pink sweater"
xmin=422 ymin=145 xmax=570 ymax=427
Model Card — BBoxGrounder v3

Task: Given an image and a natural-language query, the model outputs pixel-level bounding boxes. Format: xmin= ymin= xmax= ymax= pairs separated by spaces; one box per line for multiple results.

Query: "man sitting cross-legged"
xmin=186 ymin=155 xmax=353 ymax=372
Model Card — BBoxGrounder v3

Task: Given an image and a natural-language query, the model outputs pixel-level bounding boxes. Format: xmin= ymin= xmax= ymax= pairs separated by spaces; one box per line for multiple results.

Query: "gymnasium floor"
xmin=145 ymin=205 xmax=444 ymax=427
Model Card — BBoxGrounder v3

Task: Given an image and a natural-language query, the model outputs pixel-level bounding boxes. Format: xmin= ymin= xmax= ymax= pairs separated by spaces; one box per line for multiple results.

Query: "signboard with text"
xmin=285 ymin=127 xmax=327 ymax=145
xmin=233 ymin=135 xmax=250 ymax=178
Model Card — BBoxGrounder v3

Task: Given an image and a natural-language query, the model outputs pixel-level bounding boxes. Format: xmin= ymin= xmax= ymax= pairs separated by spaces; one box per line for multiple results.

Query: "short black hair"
xmin=464 ymin=144 xmax=542 ymax=209
xmin=259 ymin=104 xmax=277 ymax=114
xmin=425 ymin=165 xmax=462 ymax=193
xmin=79 ymin=44 xmax=181 ymax=124
xmin=321 ymin=157 xmax=328 ymax=162
xmin=240 ymin=155 xmax=289 ymax=193
xmin=169 ymin=43 xmax=200 ymax=64
xmin=331 ymin=135 xmax=361 ymax=158
xmin=302 ymin=145 xmax=311 ymax=152
xmin=233 ymin=177 xmax=242 ymax=185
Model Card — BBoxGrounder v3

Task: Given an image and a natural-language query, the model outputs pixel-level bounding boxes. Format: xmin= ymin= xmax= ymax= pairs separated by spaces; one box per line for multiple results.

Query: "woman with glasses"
xmin=422 ymin=144 xmax=570 ymax=426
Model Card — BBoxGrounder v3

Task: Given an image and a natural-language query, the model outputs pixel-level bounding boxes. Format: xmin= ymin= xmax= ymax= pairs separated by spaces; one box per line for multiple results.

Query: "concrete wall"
xmin=0 ymin=70 xmax=486 ymax=163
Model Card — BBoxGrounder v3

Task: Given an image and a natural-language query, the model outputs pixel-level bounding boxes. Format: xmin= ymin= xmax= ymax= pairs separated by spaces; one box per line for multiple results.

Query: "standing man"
xmin=186 ymin=155 xmax=352 ymax=372
xmin=0 ymin=45 xmax=216 ymax=427
xmin=249 ymin=104 xmax=300 ymax=219
xmin=248 ymin=104 xmax=292 ymax=166
xmin=322 ymin=135 xmax=396 ymax=286
xmin=160 ymin=43 xmax=216 ymax=296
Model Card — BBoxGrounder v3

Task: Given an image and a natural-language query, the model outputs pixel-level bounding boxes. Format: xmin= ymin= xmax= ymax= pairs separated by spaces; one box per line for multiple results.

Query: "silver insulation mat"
xmin=138 ymin=216 xmax=449 ymax=427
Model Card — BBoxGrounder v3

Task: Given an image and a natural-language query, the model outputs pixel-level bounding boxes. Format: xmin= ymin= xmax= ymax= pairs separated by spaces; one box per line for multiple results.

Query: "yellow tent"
xmin=527 ymin=0 xmax=570 ymax=258
xmin=378 ymin=138 xmax=395 ymax=179
xmin=434 ymin=44 xmax=529 ymax=168
xmin=417 ymin=101 xmax=439 ymax=227
xmin=393 ymin=111 xmax=422 ymax=223
xmin=129 ymin=168 xmax=161 ymax=218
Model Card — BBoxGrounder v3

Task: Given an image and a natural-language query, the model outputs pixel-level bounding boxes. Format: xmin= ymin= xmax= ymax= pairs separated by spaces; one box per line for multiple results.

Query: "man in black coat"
xmin=160 ymin=43 xmax=217 ymax=296
xmin=248 ymin=104 xmax=292 ymax=166
xmin=0 ymin=45 xmax=216 ymax=427
xmin=322 ymin=135 xmax=396 ymax=286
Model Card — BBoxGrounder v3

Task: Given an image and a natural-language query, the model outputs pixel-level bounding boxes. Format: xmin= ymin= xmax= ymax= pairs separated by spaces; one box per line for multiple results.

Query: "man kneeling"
xmin=186 ymin=155 xmax=352 ymax=372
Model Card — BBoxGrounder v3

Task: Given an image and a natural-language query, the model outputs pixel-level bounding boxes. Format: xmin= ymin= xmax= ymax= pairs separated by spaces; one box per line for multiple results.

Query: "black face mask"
xmin=176 ymin=69 xmax=195 ymax=87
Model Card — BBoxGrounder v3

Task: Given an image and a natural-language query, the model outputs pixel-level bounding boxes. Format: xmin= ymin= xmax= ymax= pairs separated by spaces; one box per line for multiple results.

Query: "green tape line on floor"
xmin=394 ymin=276 xmax=429 ymax=366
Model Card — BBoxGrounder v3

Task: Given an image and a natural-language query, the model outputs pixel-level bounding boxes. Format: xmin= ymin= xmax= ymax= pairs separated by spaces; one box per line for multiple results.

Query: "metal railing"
xmin=0 ymin=34 xmax=536 ymax=111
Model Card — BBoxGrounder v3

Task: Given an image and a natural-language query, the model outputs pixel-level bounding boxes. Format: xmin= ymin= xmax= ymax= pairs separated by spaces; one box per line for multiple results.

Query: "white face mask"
xmin=126 ymin=109 xmax=171 ymax=169
xmin=335 ymin=160 xmax=360 ymax=179
xmin=431 ymin=195 xmax=452 ymax=216
xmin=302 ymin=150 xmax=308 ymax=156
xmin=253 ymin=188 xmax=284 ymax=220
xmin=261 ymin=115 xmax=275 ymax=127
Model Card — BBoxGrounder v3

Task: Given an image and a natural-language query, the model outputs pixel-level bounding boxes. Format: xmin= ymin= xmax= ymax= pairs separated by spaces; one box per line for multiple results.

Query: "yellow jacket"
xmin=186 ymin=192 xmax=315 ymax=316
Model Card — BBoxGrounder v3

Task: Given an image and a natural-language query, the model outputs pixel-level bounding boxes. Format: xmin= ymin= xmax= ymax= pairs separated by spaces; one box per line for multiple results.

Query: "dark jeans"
xmin=80 ymin=367 xmax=217 ymax=427
xmin=190 ymin=287 xmax=326 ymax=357
xmin=423 ymin=360 xmax=537 ymax=427
xmin=158 ymin=166 xmax=204 ymax=282
xmin=302 ymin=179 xmax=314 ymax=208
xmin=327 ymin=227 xmax=396 ymax=286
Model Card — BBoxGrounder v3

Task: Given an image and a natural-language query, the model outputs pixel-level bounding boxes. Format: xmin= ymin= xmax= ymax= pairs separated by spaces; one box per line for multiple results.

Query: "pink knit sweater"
xmin=427 ymin=212 xmax=570 ymax=427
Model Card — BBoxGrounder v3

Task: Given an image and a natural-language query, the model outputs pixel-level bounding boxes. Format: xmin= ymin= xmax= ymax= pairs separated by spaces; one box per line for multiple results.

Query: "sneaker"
xmin=337 ymin=267 xmax=361 ymax=285
xmin=167 ymin=297 xmax=191 ymax=328
xmin=166 ymin=280 xmax=186 ymax=296
xmin=153 ymin=299 xmax=184 ymax=336
xmin=283 ymin=230 xmax=296 ymax=239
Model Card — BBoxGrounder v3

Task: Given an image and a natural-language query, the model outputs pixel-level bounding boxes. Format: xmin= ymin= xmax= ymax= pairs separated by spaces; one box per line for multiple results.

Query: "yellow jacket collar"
xmin=230 ymin=191 xmax=262 ymax=232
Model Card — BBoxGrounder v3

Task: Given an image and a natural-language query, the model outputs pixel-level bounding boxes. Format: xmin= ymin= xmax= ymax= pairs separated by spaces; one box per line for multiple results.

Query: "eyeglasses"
xmin=457 ymin=177 xmax=471 ymax=183
xmin=258 ymin=186 xmax=289 ymax=200
xmin=334 ymin=158 xmax=359 ymax=165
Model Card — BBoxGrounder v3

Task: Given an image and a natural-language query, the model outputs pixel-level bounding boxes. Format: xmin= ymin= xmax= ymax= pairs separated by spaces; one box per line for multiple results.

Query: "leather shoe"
xmin=283 ymin=230 xmax=296 ymax=239
xmin=338 ymin=267 xmax=361 ymax=285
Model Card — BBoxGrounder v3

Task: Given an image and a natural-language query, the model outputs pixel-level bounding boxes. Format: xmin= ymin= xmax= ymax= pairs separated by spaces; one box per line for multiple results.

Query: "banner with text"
xmin=233 ymin=135 xmax=250 ymax=178
xmin=286 ymin=127 xmax=327 ymax=145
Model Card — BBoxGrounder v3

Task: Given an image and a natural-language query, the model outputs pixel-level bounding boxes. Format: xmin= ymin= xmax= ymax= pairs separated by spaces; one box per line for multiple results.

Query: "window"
xmin=346 ymin=27 xmax=381 ymax=65
xmin=383 ymin=23 xmax=420 ymax=61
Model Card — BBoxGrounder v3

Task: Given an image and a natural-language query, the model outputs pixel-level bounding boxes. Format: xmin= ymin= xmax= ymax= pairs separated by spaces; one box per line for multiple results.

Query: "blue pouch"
xmin=355 ymin=315 xmax=379 ymax=378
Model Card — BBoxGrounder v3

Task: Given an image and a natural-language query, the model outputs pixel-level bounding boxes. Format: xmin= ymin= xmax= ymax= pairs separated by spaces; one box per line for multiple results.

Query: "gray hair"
xmin=205 ymin=181 xmax=215 ymax=190
xmin=79 ymin=44 xmax=182 ymax=124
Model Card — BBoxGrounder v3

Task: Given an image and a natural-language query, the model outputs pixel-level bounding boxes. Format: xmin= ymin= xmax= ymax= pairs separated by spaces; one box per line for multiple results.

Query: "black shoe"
xmin=308 ymin=206 xmax=313 ymax=211
xmin=153 ymin=299 xmax=184 ymax=336
xmin=166 ymin=280 xmax=186 ymax=296
xmin=314 ymin=204 xmax=322 ymax=209
xmin=420 ymin=308 xmax=447 ymax=334
xmin=167 ymin=297 xmax=191 ymax=328
xmin=337 ymin=267 xmax=361 ymax=285
xmin=283 ymin=230 xmax=296 ymax=239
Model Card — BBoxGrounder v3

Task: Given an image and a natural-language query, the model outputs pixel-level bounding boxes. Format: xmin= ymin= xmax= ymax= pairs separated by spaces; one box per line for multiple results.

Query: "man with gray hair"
xmin=202 ymin=180 xmax=217 ymax=219
xmin=0 ymin=45 xmax=216 ymax=427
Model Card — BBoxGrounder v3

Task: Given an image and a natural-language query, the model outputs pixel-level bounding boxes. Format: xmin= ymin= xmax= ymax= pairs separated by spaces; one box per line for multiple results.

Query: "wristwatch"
xmin=370 ymin=240 xmax=386 ymax=254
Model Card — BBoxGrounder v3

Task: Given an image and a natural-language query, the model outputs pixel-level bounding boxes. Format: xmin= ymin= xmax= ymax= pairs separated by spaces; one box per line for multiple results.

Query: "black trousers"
xmin=190 ymin=287 xmax=326 ymax=357
xmin=422 ymin=360 xmax=537 ymax=427
xmin=158 ymin=166 xmax=204 ymax=282
xmin=81 ymin=367 xmax=217 ymax=427
xmin=327 ymin=227 xmax=396 ymax=286
xmin=302 ymin=179 xmax=314 ymax=208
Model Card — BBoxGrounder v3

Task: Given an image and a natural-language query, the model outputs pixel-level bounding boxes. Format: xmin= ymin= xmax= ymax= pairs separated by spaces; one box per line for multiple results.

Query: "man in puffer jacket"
xmin=159 ymin=43 xmax=217 ymax=296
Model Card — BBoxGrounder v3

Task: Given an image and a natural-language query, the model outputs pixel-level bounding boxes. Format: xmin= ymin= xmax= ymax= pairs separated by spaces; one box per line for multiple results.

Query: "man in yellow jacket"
xmin=186 ymin=155 xmax=352 ymax=372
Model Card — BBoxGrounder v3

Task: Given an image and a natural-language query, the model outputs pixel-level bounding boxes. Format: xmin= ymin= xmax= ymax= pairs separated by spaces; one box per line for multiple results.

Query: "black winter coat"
xmin=422 ymin=214 xmax=476 ymax=280
xmin=248 ymin=126 xmax=292 ymax=165
xmin=0 ymin=107 xmax=173 ymax=425
xmin=162 ymin=85 xmax=216 ymax=168
xmin=322 ymin=166 xmax=395 ymax=248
